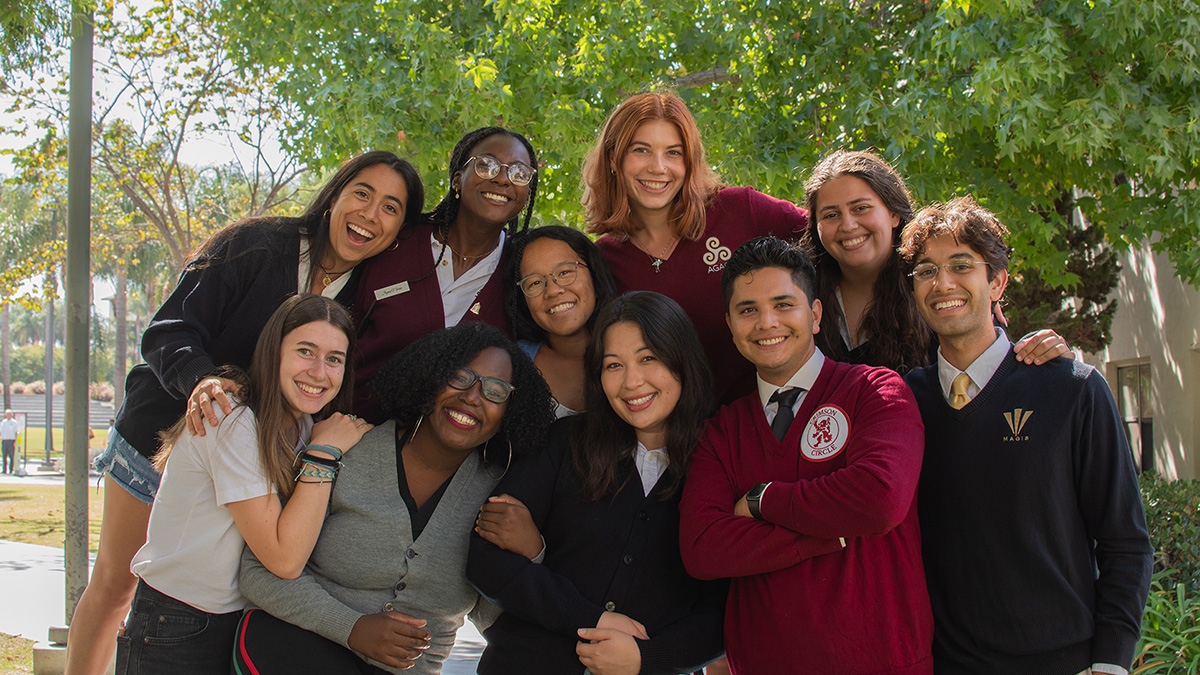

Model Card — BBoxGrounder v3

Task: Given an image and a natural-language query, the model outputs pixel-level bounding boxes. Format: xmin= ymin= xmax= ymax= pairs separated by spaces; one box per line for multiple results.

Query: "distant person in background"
xmin=1 ymin=409 xmax=17 ymax=474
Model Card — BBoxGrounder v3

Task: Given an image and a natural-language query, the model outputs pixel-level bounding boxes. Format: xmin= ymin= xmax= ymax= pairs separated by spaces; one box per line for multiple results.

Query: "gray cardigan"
xmin=239 ymin=422 xmax=502 ymax=674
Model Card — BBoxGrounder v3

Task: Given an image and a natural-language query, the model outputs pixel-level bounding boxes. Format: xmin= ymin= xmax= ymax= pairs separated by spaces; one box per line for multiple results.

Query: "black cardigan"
xmin=116 ymin=218 xmax=358 ymax=458
xmin=467 ymin=418 xmax=725 ymax=675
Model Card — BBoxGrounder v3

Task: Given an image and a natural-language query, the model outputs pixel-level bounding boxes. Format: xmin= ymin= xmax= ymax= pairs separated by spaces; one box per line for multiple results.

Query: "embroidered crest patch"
xmin=801 ymin=405 xmax=850 ymax=462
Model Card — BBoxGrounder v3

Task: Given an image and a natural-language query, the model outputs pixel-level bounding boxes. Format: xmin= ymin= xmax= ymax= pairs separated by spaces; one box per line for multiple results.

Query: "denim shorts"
xmin=94 ymin=430 xmax=160 ymax=504
xmin=116 ymin=580 xmax=242 ymax=675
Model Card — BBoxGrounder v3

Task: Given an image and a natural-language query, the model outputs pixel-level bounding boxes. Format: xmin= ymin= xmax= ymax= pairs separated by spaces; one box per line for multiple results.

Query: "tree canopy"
xmin=222 ymin=0 xmax=1200 ymax=286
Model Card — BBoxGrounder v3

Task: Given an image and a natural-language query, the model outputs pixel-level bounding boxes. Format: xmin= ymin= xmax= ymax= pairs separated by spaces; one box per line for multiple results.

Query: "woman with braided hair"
xmin=354 ymin=127 xmax=540 ymax=423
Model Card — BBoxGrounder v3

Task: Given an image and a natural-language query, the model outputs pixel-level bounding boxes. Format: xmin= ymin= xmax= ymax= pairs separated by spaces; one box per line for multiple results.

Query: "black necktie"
xmin=769 ymin=388 xmax=803 ymax=440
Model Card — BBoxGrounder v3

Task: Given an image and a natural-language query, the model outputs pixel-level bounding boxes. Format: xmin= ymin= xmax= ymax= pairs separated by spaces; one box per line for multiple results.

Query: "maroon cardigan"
xmin=352 ymin=221 xmax=512 ymax=423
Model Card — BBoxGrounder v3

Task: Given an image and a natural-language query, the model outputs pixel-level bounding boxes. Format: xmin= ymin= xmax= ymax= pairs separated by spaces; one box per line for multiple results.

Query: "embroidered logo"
xmin=800 ymin=405 xmax=850 ymax=462
xmin=1003 ymin=408 xmax=1032 ymax=442
xmin=703 ymin=236 xmax=732 ymax=272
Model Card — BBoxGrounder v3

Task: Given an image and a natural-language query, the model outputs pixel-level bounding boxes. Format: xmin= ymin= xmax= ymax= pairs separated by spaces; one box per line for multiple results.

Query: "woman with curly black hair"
xmin=505 ymin=225 xmax=619 ymax=416
xmin=353 ymin=127 xmax=541 ymax=423
xmin=468 ymin=292 xmax=725 ymax=675
xmin=234 ymin=322 xmax=553 ymax=675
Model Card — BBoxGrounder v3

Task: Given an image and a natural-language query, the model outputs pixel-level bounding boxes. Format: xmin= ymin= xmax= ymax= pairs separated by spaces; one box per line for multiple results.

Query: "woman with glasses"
xmin=468 ymin=291 xmax=725 ymax=675
xmin=354 ymin=127 xmax=540 ymax=423
xmin=234 ymin=322 xmax=553 ymax=675
xmin=504 ymin=226 xmax=620 ymax=417
xmin=584 ymin=91 xmax=808 ymax=405
xmin=802 ymin=149 xmax=1070 ymax=373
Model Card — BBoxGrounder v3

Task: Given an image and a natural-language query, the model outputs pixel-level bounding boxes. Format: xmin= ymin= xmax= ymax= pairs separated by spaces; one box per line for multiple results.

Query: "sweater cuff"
xmin=173 ymin=355 xmax=219 ymax=400
xmin=564 ymin=599 xmax=606 ymax=634
xmin=1091 ymin=626 xmax=1137 ymax=671
xmin=318 ymin=602 xmax=366 ymax=648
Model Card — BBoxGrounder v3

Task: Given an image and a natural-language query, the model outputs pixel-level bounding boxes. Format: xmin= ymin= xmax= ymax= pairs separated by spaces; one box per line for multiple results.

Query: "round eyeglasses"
xmin=517 ymin=261 xmax=588 ymax=297
xmin=448 ymin=367 xmax=516 ymax=404
xmin=465 ymin=156 xmax=536 ymax=187
xmin=909 ymin=259 xmax=989 ymax=284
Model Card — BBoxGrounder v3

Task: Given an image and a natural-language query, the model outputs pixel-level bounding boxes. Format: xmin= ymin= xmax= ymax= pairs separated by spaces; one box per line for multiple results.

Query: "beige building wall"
xmin=1082 ymin=241 xmax=1200 ymax=481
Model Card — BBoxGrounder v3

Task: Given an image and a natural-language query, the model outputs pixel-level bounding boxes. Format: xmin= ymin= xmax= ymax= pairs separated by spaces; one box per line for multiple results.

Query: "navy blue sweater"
xmin=905 ymin=353 xmax=1152 ymax=674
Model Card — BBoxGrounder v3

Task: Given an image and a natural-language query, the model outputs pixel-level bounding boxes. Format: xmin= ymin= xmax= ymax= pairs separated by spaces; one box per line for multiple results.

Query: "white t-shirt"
xmin=131 ymin=406 xmax=311 ymax=614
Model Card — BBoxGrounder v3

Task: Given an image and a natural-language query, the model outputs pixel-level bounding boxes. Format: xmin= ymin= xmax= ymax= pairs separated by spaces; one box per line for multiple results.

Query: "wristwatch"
xmin=745 ymin=482 xmax=771 ymax=520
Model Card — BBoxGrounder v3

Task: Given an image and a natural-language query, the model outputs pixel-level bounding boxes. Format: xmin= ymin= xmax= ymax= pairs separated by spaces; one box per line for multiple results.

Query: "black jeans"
xmin=116 ymin=580 xmax=242 ymax=675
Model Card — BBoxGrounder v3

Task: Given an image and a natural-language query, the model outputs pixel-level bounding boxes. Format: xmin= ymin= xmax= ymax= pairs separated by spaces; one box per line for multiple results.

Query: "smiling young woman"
xmin=116 ymin=295 xmax=372 ymax=675
xmin=504 ymin=225 xmax=620 ymax=416
xmin=584 ymin=92 xmax=809 ymax=405
xmin=353 ymin=127 xmax=542 ymax=423
xmin=468 ymin=291 xmax=725 ymax=675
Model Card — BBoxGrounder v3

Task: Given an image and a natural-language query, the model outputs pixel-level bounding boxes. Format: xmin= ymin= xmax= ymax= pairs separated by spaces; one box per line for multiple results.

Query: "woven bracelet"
xmin=296 ymin=467 xmax=337 ymax=481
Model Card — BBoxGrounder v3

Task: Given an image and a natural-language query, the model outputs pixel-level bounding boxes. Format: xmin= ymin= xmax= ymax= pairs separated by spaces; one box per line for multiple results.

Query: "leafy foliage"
xmin=222 ymin=0 xmax=1200 ymax=302
xmin=1135 ymin=570 xmax=1200 ymax=674
xmin=0 ymin=0 xmax=71 ymax=71
xmin=1142 ymin=476 xmax=1200 ymax=592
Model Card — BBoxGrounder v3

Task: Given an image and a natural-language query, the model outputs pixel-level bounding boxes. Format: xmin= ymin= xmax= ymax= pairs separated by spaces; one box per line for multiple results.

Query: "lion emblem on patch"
xmin=801 ymin=405 xmax=850 ymax=462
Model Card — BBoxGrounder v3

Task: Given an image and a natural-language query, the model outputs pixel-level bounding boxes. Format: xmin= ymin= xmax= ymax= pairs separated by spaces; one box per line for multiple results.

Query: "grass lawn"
xmin=13 ymin=427 xmax=108 ymax=464
xmin=0 ymin=484 xmax=104 ymax=553
xmin=0 ymin=632 xmax=34 ymax=675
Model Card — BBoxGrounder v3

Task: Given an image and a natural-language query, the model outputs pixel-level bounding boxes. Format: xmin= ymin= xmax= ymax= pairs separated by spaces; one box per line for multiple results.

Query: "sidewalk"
xmin=0 ymin=474 xmax=485 ymax=674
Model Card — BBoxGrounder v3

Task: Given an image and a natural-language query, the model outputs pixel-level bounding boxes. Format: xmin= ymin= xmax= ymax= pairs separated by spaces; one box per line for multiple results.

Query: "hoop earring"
xmin=388 ymin=238 xmax=399 ymax=251
xmin=410 ymin=415 xmax=423 ymax=438
xmin=323 ymin=209 xmax=331 ymax=221
xmin=482 ymin=436 xmax=513 ymax=477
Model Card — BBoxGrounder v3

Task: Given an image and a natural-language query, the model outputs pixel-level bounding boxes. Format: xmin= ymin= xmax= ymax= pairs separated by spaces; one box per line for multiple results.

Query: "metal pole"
xmin=64 ymin=0 xmax=93 ymax=624
xmin=44 ymin=208 xmax=57 ymax=466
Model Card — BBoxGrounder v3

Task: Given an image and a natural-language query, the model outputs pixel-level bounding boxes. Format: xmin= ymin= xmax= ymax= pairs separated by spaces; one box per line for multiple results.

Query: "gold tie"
xmin=950 ymin=372 xmax=972 ymax=410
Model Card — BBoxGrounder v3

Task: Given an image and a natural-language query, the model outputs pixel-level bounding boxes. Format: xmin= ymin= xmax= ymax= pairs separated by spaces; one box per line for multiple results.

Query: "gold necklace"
xmin=631 ymin=231 xmax=678 ymax=274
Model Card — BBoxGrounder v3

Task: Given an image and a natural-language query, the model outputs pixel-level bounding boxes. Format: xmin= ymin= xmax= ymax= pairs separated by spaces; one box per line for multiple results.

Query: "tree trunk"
xmin=112 ymin=266 xmax=127 ymax=410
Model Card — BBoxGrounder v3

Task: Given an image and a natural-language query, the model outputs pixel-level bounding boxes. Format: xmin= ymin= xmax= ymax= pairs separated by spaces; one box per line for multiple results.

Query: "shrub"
xmin=28 ymin=380 xmax=45 ymax=395
xmin=52 ymin=381 xmax=65 ymax=395
xmin=1142 ymin=476 xmax=1200 ymax=591
xmin=88 ymin=382 xmax=114 ymax=402
xmin=9 ymin=382 xmax=25 ymax=395
xmin=1133 ymin=570 xmax=1200 ymax=674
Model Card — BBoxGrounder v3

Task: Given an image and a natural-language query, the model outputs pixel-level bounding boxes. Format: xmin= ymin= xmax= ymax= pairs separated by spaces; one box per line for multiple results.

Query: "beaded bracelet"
xmin=305 ymin=443 xmax=344 ymax=461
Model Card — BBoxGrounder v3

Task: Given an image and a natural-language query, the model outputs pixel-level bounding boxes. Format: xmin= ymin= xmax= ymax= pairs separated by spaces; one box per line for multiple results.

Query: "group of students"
xmin=60 ymin=89 xmax=1151 ymax=675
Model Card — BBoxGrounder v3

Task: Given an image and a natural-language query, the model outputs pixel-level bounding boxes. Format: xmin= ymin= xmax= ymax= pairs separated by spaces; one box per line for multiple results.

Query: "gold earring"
xmin=388 ymin=238 xmax=399 ymax=251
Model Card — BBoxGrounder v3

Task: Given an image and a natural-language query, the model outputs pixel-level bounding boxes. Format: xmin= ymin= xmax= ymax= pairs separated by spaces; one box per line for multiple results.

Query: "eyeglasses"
xmin=464 ymin=156 xmax=536 ymax=187
xmin=909 ymin=259 xmax=989 ymax=284
xmin=448 ymin=367 xmax=516 ymax=404
xmin=517 ymin=261 xmax=588 ymax=297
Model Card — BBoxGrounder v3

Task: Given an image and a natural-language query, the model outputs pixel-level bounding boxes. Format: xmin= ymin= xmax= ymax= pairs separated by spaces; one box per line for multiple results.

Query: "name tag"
xmin=374 ymin=281 xmax=410 ymax=301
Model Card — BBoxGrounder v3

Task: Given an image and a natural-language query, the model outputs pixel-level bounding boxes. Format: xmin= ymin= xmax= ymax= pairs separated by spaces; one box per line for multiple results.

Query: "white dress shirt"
xmin=756 ymin=348 xmax=826 ymax=425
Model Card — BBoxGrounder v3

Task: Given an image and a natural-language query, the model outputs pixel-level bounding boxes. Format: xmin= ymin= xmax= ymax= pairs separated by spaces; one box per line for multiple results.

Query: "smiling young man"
xmin=899 ymin=198 xmax=1152 ymax=675
xmin=678 ymin=236 xmax=933 ymax=675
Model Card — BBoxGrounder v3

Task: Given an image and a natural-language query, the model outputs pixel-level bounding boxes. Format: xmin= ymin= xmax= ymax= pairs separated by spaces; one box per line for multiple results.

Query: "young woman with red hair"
xmin=585 ymin=91 xmax=809 ymax=405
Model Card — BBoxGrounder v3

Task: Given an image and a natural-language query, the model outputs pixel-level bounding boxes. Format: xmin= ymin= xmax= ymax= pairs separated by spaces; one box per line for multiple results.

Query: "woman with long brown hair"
xmin=117 ymin=294 xmax=371 ymax=674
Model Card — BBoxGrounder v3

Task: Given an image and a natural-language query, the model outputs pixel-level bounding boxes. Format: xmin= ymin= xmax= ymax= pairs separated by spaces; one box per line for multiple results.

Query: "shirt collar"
xmin=757 ymin=348 xmax=826 ymax=411
xmin=937 ymin=328 xmax=1010 ymax=400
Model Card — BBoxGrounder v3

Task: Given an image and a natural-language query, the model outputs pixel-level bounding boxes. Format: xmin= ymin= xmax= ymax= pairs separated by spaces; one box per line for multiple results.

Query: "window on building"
xmin=1117 ymin=362 xmax=1153 ymax=473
